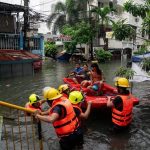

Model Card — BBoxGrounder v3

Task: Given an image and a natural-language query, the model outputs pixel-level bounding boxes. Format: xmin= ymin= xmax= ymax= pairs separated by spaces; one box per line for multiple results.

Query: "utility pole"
xmin=88 ymin=2 xmax=94 ymax=60
xmin=23 ymin=0 xmax=29 ymax=50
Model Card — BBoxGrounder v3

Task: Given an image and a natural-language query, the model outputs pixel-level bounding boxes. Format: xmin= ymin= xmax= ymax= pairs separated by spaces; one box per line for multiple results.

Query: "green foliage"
xmin=95 ymin=48 xmax=112 ymax=63
xmin=64 ymin=42 xmax=77 ymax=53
xmin=115 ymin=66 xmax=136 ymax=79
xmin=62 ymin=21 xmax=96 ymax=52
xmin=124 ymin=0 xmax=150 ymax=39
xmin=142 ymin=58 xmax=150 ymax=72
xmin=124 ymin=0 xmax=148 ymax=19
xmin=111 ymin=19 xmax=135 ymax=41
xmin=133 ymin=45 xmax=148 ymax=55
xmin=44 ymin=41 xmax=58 ymax=59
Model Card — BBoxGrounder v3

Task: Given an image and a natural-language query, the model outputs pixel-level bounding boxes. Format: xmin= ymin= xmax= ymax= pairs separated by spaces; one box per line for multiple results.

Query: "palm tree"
xmin=47 ymin=0 xmax=93 ymax=34
xmin=47 ymin=0 xmax=91 ymax=34
xmin=91 ymin=6 xmax=114 ymax=50
xmin=111 ymin=19 xmax=135 ymax=41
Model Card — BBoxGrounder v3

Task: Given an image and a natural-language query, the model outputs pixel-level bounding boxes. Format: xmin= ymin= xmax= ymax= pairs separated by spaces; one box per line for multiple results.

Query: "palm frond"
xmin=46 ymin=13 xmax=59 ymax=29
xmin=51 ymin=14 xmax=66 ymax=34
xmin=54 ymin=2 xmax=66 ymax=13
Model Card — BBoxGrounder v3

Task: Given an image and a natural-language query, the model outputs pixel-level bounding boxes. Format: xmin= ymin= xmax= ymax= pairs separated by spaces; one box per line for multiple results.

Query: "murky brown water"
xmin=0 ymin=59 xmax=150 ymax=150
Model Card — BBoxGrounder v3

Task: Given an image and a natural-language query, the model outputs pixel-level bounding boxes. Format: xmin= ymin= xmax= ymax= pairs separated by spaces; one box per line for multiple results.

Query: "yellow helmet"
xmin=43 ymin=88 xmax=62 ymax=100
xmin=29 ymin=94 xmax=40 ymax=104
xmin=115 ymin=77 xmax=130 ymax=88
xmin=58 ymin=84 xmax=69 ymax=94
xmin=69 ymin=91 xmax=84 ymax=104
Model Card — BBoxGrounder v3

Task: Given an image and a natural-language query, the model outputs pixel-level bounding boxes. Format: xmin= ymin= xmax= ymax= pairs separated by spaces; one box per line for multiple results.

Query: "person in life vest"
xmin=35 ymin=87 xmax=83 ymax=150
xmin=25 ymin=94 xmax=46 ymax=115
xmin=58 ymin=84 xmax=70 ymax=98
xmin=69 ymin=91 xmax=92 ymax=128
xmin=107 ymin=77 xmax=133 ymax=132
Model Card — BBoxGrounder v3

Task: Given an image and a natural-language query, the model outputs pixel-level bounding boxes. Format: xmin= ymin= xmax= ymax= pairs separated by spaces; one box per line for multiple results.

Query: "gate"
xmin=0 ymin=101 xmax=44 ymax=150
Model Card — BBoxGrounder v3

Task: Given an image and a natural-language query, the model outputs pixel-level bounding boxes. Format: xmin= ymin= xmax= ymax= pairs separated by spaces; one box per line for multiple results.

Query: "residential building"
xmin=87 ymin=0 xmax=147 ymax=59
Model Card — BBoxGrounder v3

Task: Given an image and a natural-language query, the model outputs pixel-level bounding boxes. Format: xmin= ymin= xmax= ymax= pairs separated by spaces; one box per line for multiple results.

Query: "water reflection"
xmin=0 ymin=59 xmax=150 ymax=150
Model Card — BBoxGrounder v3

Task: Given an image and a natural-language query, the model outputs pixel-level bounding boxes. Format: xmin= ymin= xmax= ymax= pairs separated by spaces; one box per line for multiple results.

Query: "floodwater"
xmin=0 ymin=59 xmax=150 ymax=150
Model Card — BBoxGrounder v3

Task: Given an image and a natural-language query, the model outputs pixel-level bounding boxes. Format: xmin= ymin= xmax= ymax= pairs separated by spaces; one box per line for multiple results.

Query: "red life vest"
xmin=112 ymin=94 xmax=133 ymax=127
xmin=25 ymin=102 xmax=41 ymax=116
xmin=50 ymin=98 xmax=79 ymax=137
xmin=25 ymin=102 xmax=41 ymax=111
xmin=62 ymin=93 xmax=68 ymax=98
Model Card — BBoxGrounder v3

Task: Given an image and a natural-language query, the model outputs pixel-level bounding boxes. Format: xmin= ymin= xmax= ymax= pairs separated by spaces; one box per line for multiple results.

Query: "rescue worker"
xmin=58 ymin=84 xmax=70 ymax=98
xmin=107 ymin=77 xmax=133 ymax=132
xmin=35 ymin=87 xmax=83 ymax=150
xmin=69 ymin=91 xmax=92 ymax=122
xmin=25 ymin=94 xmax=46 ymax=114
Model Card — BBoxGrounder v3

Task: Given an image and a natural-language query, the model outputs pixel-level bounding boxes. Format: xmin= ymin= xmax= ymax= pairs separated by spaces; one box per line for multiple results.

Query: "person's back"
xmin=69 ymin=91 xmax=92 ymax=125
xmin=35 ymin=88 xmax=83 ymax=150
xmin=107 ymin=78 xmax=133 ymax=132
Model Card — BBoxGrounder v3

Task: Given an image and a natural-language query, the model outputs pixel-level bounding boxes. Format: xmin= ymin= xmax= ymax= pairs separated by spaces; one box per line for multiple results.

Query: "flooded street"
xmin=0 ymin=59 xmax=150 ymax=150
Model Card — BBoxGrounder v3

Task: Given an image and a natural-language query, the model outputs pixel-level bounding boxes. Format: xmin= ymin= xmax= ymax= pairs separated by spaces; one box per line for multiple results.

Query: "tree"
xmin=47 ymin=0 xmax=93 ymax=34
xmin=111 ymin=19 xmax=136 ymax=41
xmin=124 ymin=0 xmax=150 ymax=39
xmin=62 ymin=21 xmax=96 ymax=54
xmin=44 ymin=41 xmax=58 ymax=60
xmin=91 ymin=6 xmax=115 ymax=50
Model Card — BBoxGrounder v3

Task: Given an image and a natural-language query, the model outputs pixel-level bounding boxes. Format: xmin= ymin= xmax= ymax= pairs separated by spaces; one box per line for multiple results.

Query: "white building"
xmin=95 ymin=0 xmax=146 ymax=47
xmin=86 ymin=0 xmax=147 ymax=59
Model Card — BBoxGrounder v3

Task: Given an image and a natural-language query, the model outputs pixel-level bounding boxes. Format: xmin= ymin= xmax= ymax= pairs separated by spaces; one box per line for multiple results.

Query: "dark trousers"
xmin=112 ymin=123 xmax=130 ymax=133
xmin=59 ymin=128 xmax=83 ymax=150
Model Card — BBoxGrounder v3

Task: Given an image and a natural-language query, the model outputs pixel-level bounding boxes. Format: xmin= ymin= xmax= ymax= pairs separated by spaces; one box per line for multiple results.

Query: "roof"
xmin=0 ymin=50 xmax=41 ymax=64
xmin=0 ymin=2 xmax=25 ymax=13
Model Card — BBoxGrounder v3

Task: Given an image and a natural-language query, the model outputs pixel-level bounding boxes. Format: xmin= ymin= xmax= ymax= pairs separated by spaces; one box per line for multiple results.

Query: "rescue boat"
xmin=63 ymin=78 xmax=139 ymax=109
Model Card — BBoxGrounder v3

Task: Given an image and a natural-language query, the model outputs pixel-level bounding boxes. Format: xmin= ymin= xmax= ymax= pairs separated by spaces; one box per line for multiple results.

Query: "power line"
xmin=30 ymin=0 xmax=58 ymax=7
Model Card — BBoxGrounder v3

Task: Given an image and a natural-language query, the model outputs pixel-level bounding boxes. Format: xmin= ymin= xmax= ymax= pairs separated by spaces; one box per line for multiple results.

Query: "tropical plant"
xmin=133 ymin=45 xmax=148 ymax=55
xmin=111 ymin=19 xmax=136 ymax=41
xmin=95 ymin=48 xmax=112 ymax=63
xmin=142 ymin=58 xmax=150 ymax=72
xmin=91 ymin=6 xmax=115 ymax=50
xmin=46 ymin=0 xmax=94 ymax=34
xmin=124 ymin=0 xmax=150 ymax=39
xmin=44 ymin=41 xmax=58 ymax=59
xmin=115 ymin=66 xmax=136 ymax=79
xmin=62 ymin=21 xmax=96 ymax=53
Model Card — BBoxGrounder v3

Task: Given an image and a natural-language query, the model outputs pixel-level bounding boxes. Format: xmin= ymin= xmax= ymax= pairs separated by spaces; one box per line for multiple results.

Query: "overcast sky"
xmin=0 ymin=0 xmax=64 ymax=34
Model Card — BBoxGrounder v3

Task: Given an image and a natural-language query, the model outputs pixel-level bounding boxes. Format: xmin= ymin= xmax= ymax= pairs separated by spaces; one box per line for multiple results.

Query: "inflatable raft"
xmin=63 ymin=78 xmax=139 ymax=109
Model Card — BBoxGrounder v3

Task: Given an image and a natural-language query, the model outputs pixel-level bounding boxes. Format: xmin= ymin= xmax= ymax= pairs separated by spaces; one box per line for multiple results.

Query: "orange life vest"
xmin=72 ymin=104 xmax=82 ymax=125
xmin=50 ymin=98 xmax=79 ymax=137
xmin=62 ymin=93 xmax=68 ymax=98
xmin=25 ymin=102 xmax=41 ymax=111
xmin=112 ymin=94 xmax=133 ymax=127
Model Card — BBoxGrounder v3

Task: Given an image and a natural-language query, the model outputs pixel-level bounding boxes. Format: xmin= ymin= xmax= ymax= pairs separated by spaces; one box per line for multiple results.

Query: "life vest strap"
xmin=112 ymin=112 xmax=132 ymax=117
xmin=54 ymin=115 xmax=77 ymax=129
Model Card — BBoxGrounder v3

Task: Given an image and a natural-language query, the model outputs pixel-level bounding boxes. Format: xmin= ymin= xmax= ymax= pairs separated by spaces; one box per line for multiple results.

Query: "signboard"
xmin=106 ymin=31 xmax=113 ymax=39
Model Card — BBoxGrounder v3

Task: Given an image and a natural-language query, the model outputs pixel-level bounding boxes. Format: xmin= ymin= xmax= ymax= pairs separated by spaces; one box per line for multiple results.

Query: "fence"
xmin=0 ymin=33 xmax=44 ymax=56
xmin=0 ymin=34 xmax=20 ymax=50
xmin=0 ymin=101 xmax=44 ymax=150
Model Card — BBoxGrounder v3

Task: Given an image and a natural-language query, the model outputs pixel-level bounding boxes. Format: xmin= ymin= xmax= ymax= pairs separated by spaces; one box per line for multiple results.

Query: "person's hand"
xmin=107 ymin=96 xmax=114 ymax=101
xmin=33 ymin=110 xmax=41 ymax=116
xmin=87 ymin=101 xmax=92 ymax=105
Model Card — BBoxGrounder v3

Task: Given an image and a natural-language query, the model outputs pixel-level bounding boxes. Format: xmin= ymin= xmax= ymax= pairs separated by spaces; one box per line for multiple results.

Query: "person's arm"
xmin=35 ymin=113 xmax=59 ymax=123
xmin=40 ymin=107 xmax=51 ymax=115
xmin=79 ymin=101 xmax=92 ymax=119
xmin=39 ymin=99 xmax=47 ymax=105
